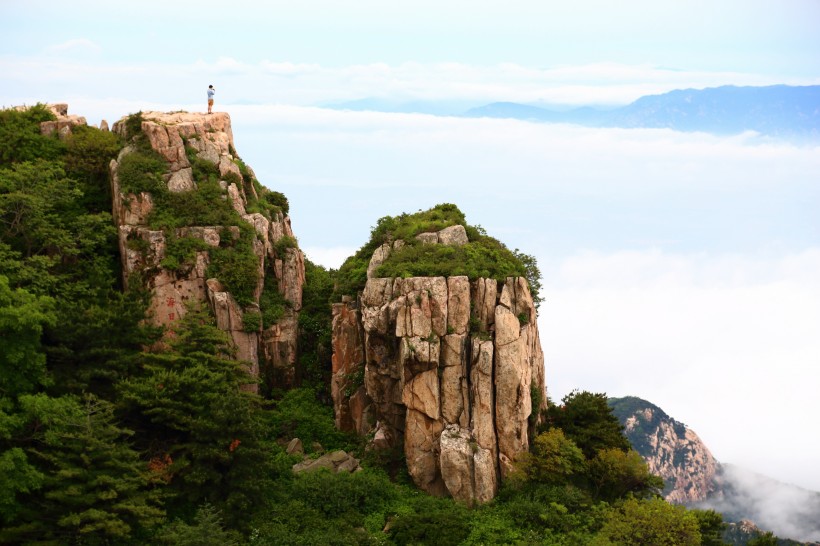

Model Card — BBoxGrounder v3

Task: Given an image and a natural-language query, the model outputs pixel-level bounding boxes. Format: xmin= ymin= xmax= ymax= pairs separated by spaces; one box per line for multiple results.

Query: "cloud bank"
xmin=4 ymin=55 xmax=819 ymax=110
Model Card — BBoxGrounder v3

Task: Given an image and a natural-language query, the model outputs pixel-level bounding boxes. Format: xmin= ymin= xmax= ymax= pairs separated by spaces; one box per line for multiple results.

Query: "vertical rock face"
xmin=332 ymin=234 xmax=546 ymax=504
xmin=110 ymin=111 xmax=304 ymax=390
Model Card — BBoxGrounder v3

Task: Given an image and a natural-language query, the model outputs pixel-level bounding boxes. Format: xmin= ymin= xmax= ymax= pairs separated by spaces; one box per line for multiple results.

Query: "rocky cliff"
xmin=609 ymin=396 xmax=718 ymax=503
xmin=610 ymin=396 xmax=820 ymax=544
xmin=332 ymin=225 xmax=546 ymax=504
xmin=109 ymin=110 xmax=304 ymax=391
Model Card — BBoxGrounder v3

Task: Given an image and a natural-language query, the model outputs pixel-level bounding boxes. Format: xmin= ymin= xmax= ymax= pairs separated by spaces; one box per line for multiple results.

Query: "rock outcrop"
xmin=332 ymin=228 xmax=546 ymax=504
xmin=610 ymin=396 xmax=719 ymax=503
xmin=16 ymin=103 xmax=88 ymax=137
xmin=110 ymin=110 xmax=304 ymax=391
xmin=292 ymin=450 xmax=362 ymax=474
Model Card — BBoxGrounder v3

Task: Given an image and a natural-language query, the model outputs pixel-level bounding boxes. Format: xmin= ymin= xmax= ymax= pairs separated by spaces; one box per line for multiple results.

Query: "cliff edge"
xmin=331 ymin=206 xmax=546 ymax=504
xmin=109 ymin=110 xmax=305 ymax=391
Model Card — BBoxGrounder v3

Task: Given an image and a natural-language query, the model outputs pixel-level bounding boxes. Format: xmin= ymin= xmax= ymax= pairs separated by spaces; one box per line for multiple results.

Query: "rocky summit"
xmin=109 ymin=110 xmax=305 ymax=391
xmin=609 ymin=396 xmax=718 ymax=503
xmin=331 ymin=227 xmax=546 ymax=505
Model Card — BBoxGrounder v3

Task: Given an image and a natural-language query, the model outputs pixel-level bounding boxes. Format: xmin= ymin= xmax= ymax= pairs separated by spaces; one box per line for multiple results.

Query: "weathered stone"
xmin=286 ymin=438 xmax=304 ymax=455
xmin=440 ymin=334 xmax=469 ymax=427
xmin=472 ymin=444 xmax=497 ymax=504
xmin=394 ymin=277 xmax=447 ymax=338
xmin=39 ymin=103 xmax=87 ymax=136
xmin=167 ymin=168 xmax=195 ymax=192
xmin=367 ymin=243 xmax=392 ymax=279
xmin=471 ymin=278 xmax=498 ymax=332
xmin=621 ymin=404 xmax=719 ymax=504
xmin=218 ymin=155 xmax=242 ymax=179
xmin=405 ymin=409 xmax=446 ymax=495
xmin=228 ymin=183 xmax=247 ymax=215
xmin=99 ymin=119 xmax=109 ymax=131
xmin=279 ymin=248 xmax=305 ymax=311
xmin=415 ymin=232 xmax=439 ymax=244
xmin=439 ymin=425 xmax=475 ymax=503
xmin=439 ymin=424 xmax=497 ymax=505
xmin=260 ymin=310 xmax=298 ymax=389
xmin=438 ymin=225 xmax=469 ymax=246
xmin=332 ymin=268 xmax=544 ymax=504
xmin=470 ymin=338 xmax=496 ymax=454
xmin=447 ymin=276 xmax=470 ymax=335
xmin=494 ymin=304 xmax=532 ymax=478
xmin=402 ymin=369 xmax=440 ymax=420
xmin=108 ymin=108 xmax=306 ymax=402
xmin=331 ymin=302 xmax=370 ymax=434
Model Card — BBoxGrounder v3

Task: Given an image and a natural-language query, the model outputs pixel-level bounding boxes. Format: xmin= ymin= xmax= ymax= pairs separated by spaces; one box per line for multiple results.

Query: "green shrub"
xmin=160 ymin=234 xmax=210 ymax=272
xmin=333 ymin=203 xmax=542 ymax=306
xmin=124 ymin=111 xmax=144 ymax=140
xmin=0 ymin=104 xmax=63 ymax=167
xmin=148 ymin=178 xmax=242 ymax=229
xmin=388 ymin=494 xmax=471 ymax=546
xmin=206 ymin=225 xmax=260 ymax=307
xmin=117 ymin=149 xmax=167 ymax=195
xmin=273 ymin=235 xmax=298 ymax=257
xmin=242 ymin=310 xmax=262 ymax=333
xmin=266 ymin=388 xmax=352 ymax=451
xmin=264 ymin=191 xmax=289 ymax=215
xmin=259 ymin=275 xmax=288 ymax=329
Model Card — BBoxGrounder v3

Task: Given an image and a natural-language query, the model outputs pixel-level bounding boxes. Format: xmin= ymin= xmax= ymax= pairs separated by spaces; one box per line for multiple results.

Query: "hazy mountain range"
xmin=328 ymin=85 xmax=820 ymax=140
xmin=610 ymin=396 xmax=820 ymax=544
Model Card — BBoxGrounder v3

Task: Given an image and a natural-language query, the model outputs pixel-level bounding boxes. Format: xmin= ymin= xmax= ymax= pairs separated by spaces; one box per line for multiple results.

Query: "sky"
xmin=2 ymin=1 xmax=820 ymax=492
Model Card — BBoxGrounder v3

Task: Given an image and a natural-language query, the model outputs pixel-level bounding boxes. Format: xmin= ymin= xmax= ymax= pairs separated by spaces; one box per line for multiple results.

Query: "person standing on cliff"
xmin=207 ymin=85 xmax=215 ymax=114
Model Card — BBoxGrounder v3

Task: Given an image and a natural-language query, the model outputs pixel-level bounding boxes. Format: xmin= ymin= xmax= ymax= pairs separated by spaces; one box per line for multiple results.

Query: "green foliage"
xmin=691 ymin=509 xmax=726 ymax=546
xmin=206 ymin=224 xmax=261 ymax=307
xmin=0 ymin=275 xmax=55 ymax=394
xmin=747 ymin=531 xmax=779 ymax=546
xmin=264 ymin=190 xmax=289 ymax=215
xmin=587 ymin=448 xmax=664 ymax=502
xmin=514 ymin=428 xmax=586 ymax=485
xmin=267 ymin=388 xmax=352 ymax=452
xmin=117 ymin=148 xmax=167 ymax=195
xmin=160 ymin=233 xmax=210 ymax=272
xmin=259 ymin=275 xmax=287 ymax=329
xmin=118 ymin=304 xmax=273 ymax=526
xmin=0 ymin=104 xmax=63 ymax=167
xmin=155 ymin=503 xmax=242 ymax=546
xmin=334 ymin=203 xmax=542 ymax=306
xmin=0 ymin=446 xmax=44 ymax=525
xmin=123 ymin=111 xmax=144 ymax=141
xmin=375 ymin=236 xmax=527 ymax=280
xmin=593 ymin=497 xmax=702 ymax=546
xmin=148 ymin=178 xmax=243 ymax=229
xmin=63 ymin=124 xmax=122 ymax=213
xmin=273 ymin=234 xmax=298 ymax=256
xmin=460 ymin=508 xmax=527 ymax=545
xmin=0 ymin=394 xmax=164 ymax=544
xmin=296 ymin=259 xmax=334 ymax=398
xmin=388 ymin=493 xmax=471 ymax=546
xmin=242 ymin=309 xmax=262 ymax=332
xmin=544 ymin=390 xmax=632 ymax=459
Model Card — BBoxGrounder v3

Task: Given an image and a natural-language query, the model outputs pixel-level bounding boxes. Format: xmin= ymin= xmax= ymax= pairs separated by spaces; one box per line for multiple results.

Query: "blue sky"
xmin=3 ymin=1 xmax=820 ymax=493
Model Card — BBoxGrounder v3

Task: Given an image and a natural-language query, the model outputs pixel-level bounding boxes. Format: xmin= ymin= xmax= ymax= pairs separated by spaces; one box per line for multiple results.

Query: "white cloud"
xmin=44 ymin=38 xmax=101 ymax=55
xmin=302 ymin=246 xmax=357 ymax=269
xmin=3 ymin=55 xmax=819 ymax=108
xmin=540 ymin=249 xmax=820 ymax=490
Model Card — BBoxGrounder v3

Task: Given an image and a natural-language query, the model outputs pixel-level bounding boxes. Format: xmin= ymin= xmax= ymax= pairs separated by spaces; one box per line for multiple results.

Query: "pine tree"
xmin=0 ymin=393 xmax=164 ymax=544
xmin=118 ymin=304 xmax=274 ymax=525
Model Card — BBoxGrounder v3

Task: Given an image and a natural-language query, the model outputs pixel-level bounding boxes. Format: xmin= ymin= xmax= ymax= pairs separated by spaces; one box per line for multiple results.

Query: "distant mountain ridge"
xmin=609 ymin=396 xmax=820 ymax=544
xmin=464 ymin=85 xmax=820 ymax=139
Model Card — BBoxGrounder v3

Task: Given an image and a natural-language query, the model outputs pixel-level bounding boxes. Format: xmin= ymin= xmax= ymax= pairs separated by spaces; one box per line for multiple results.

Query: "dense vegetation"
xmin=334 ymin=203 xmax=542 ymax=307
xmin=1 ymin=105 xmax=793 ymax=544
